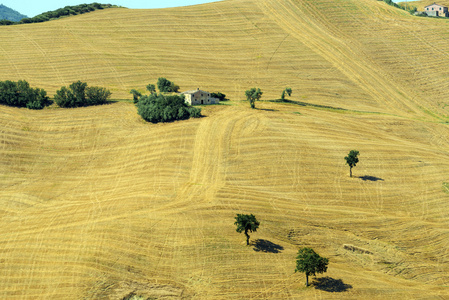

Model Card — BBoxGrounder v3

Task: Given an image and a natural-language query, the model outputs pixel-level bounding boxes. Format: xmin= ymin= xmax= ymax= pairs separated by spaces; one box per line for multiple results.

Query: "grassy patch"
xmin=442 ymin=182 xmax=449 ymax=194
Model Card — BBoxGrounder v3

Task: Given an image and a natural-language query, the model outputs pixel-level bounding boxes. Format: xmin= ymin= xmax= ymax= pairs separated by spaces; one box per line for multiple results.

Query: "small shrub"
xmin=85 ymin=86 xmax=111 ymax=105
xmin=211 ymin=92 xmax=227 ymax=101
xmin=188 ymin=106 xmax=202 ymax=118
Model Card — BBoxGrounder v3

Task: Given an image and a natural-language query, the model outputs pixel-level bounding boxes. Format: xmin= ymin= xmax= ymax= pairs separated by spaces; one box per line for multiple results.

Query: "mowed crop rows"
xmin=1 ymin=0 xmax=449 ymax=298
xmin=2 ymin=100 xmax=449 ymax=298
xmin=1 ymin=0 xmax=448 ymax=117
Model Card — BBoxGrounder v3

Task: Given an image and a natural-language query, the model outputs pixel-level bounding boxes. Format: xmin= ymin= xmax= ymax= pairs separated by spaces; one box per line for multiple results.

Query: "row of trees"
xmin=234 ymin=214 xmax=329 ymax=287
xmin=0 ymin=3 xmax=120 ymax=26
xmin=130 ymin=77 xmax=179 ymax=103
xmin=0 ymin=80 xmax=111 ymax=109
xmin=245 ymin=87 xmax=293 ymax=109
xmin=54 ymin=81 xmax=111 ymax=108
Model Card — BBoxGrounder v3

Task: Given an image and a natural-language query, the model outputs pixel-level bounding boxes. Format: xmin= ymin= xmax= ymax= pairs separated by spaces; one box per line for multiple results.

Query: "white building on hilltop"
xmin=181 ymin=88 xmax=219 ymax=105
xmin=425 ymin=3 xmax=448 ymax=17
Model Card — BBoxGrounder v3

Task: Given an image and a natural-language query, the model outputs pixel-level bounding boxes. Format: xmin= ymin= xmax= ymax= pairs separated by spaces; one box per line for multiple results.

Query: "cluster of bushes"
xmin=132 ymin=78 xmax=202 ymax=123
xmin=211 ymin=92 xmax=227 ymax=101
xmin=1 ymin=3 xmax=120 ymax=26
xmin=136 ymin=93 xmax=201 ymax=123
xmin=0 ymin=80 xmax=51 ymax=109
xmin=54 ymin=81 xmax=111 ymax=108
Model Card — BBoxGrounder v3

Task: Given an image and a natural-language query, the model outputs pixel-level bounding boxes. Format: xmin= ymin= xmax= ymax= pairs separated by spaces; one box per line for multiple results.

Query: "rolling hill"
xmin=1 ymin=0 xmax=449 ymax=298
xmin=0 ymin=4 xmax=27 ymax=22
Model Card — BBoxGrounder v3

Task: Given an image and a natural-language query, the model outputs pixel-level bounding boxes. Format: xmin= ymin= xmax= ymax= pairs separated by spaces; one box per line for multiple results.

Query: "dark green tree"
xmin=234 ymin=214 xmax=260 ymax=245
xmin=85 ymin=86 xmax=111 ymax=105
xmin=344 ymin=150 xmax=360 ymax=177
xmin=130 ymin=89 xmax=142 ymax=103
xmin=157 ymin=77 xmax=179 ymax=93
xmin=245 ymin=88 xmax=263 ymax=109
xmin=295 ymin=247 xmax=329 ymax=287
xmin=146 ymin=84 xmax=156 ymax=94
xmin=281 ymin=87 xmax=292 ymax=101
xmin=69 ymin=80 xmax=87 ymax=106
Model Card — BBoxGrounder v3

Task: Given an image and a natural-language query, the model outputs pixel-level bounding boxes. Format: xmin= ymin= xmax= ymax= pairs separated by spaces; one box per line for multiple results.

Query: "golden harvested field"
xmin=2 ymin=0 xmax=449 ymax=298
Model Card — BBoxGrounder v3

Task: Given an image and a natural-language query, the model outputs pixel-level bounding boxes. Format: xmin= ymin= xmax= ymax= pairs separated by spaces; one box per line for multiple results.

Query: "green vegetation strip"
xmin=0 ymin=3 xmax=122 ymax=26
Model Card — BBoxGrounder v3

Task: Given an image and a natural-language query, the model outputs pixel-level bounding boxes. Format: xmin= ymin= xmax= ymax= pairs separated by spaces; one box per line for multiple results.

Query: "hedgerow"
xmin=0 ymin=80 xmax=50 ymax=109
xmin=54 ymin=81 xmax=111 ymax=108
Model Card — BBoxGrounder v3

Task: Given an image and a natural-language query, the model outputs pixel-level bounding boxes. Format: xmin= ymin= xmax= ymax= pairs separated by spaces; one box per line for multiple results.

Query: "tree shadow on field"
xmin=359 ymin=175 xmax=384 ymax=182
xmin=252 ymin=239 xmax=284 ymax=253
xmin=312 ymin=277 xmax=352 ymax=292
xmin=258 ymin=108 xmax=278 ymax=112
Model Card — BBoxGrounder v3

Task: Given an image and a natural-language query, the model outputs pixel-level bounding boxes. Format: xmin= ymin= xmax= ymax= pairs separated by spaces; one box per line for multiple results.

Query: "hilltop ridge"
xmin=0 ymin=4 xmax=27 ymax=21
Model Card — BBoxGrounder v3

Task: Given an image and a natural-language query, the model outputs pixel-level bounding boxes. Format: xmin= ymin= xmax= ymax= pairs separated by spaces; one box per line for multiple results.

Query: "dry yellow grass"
xmin=1 ymin=0 xmax=449 ymax=298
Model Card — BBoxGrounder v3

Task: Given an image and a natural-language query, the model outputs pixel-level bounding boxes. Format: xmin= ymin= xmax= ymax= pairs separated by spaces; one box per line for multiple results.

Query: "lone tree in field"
xmin=281 ymin=87 xmax=292 ymax=101
xmin=295 ymin=247 xmax=329 ymax=287
xmin=130 ymin=89 xmax=142 ymax=103
xmin=146 ymin=84 xmax=156 ymax=94
xmin=344 ymin=150 xmax=360 ymax=177
xmin=245 ymin=88 xmax=263 ymax=109
xmin=234 ymin=214 xmax=260 ymax=245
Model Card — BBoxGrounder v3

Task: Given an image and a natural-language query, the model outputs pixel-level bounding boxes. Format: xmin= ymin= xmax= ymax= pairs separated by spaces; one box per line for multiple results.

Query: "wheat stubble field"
xmin=2 ymin=0 xmax=449 ymax=298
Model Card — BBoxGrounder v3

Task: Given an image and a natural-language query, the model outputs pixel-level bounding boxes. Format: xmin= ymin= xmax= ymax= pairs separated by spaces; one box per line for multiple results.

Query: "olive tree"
xmin=245 ymin=88 xmax=263 ymax=109
xmin=295 ymin=247 xmax=329 ymax=287
xmin=344 ymin=150 xmax=360 ymax=177
xmin=234 ymin=214 xmax=260 ymax=245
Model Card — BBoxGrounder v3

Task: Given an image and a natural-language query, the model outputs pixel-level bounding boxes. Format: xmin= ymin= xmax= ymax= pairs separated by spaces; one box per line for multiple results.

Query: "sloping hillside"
xmin=2 ymin=0 xmax=449 ymax=298
xmin=0 ymin=0 xmax=449 ymax=118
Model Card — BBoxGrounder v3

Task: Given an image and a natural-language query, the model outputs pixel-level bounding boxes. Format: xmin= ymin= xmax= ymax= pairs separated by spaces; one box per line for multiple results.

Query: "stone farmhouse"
xmin=424 ymin=3 xmax=448 ymax=17
xmin=181 ymin=88 xmax=219 ymax=105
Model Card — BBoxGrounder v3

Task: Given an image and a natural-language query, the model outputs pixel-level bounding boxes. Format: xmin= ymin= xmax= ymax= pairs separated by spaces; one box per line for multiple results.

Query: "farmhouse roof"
xmin=425 ymin=2 xmax=447 ymax=8
xmin=181 ymin=88 xmax=209 ymax=94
